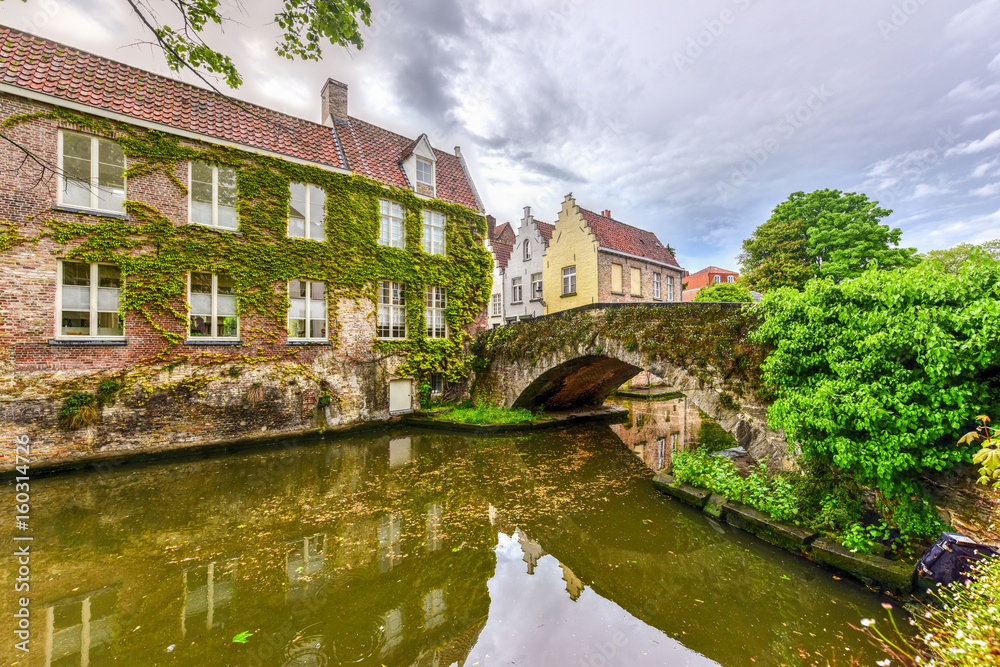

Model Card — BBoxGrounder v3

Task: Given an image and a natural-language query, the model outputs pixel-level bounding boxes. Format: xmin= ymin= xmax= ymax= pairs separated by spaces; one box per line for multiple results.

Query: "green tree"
xmin=692 ymin=282 xmax=754 ymax=303
xmin=7 ymin=0 xmax=373 ymax=89
xmin=921 ymin=239 xmax=1000 ymax=275
xmin=739 ymin=189 xmax=918 ymax=290
xmin=753 ymin=262 xmax=1000 ymax=534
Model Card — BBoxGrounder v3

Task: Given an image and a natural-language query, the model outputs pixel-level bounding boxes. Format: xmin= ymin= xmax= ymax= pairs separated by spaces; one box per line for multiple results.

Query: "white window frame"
xmin=562 ymin=266 xmax=576 ymax=295
xmin=653 ymin=272 xmax=661 ymax=300
xmin=425 ymin=286 xmax=447 ymax=339
xmin=727 ymin=275 xmax=735 ymax=283
xmin=188 ymin=160 xmax=238 ymax=230
xmin=187 ymin=272 xmax=239 ymax=339
xmin=58 ymin=131 xmax=126 ymax=214
xmin=713 ymin=274 xmax=721 ymax=284
xmin=421 ymin=210 xmax=446 ymax=255
xmin=56 ymin=260 xmax=125 ymax=339
xmin=416 ymin=157 xmax=434 ymax=187
xmin=511 ymin=277 xmax=523 ymax=304
xmin=666 ymin=275 xmax=675 ymax=301
xmin=287 ymin=280 xmax=328 ymax=341
xmin=523 ymin=240 xmax=531 ymax=260
xmin=378 ymin=281 xmax=407 ymax=340
xmin=491 ymin=293 xmax=502 ymax=317
xmin=531 ymin=273 xmax=543 ymax=301
xmin=288 ymin=182 xmax=326 ymax=241
xmin=379 ymin=199 xmax=406 ymax=249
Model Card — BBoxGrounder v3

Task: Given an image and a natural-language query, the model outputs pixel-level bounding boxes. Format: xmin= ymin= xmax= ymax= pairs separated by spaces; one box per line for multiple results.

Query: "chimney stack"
xmin=602 ymin=209 xmax=611 ymax=218
xmin=321 ymin=78 xmax=349 ymax=126
xmin=486 ymin=214 xmax=496 ymax=242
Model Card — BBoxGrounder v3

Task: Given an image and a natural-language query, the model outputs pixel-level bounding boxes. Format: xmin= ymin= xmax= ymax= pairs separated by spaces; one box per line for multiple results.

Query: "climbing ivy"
xmin=1 ymin=108 xmax=492 ymax=396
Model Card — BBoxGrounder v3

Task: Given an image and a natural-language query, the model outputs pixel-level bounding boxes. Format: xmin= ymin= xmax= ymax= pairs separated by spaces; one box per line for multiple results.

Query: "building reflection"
xmin=181 ymin=558 xmax=237 ymax=638
xmin=43 ymin=587 xmax=117 ymax=667
xmin=609 ymin=394 xmax=703 ymax=472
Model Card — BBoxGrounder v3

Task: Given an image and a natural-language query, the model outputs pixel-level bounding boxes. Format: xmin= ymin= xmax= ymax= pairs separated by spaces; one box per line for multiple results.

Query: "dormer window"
xmin=416 ymin=158 xmax=433 ymax=186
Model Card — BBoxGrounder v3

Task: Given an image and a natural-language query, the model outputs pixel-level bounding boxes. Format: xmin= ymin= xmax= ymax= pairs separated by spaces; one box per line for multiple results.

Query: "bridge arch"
xmin=474 ymin=304 xmax=791 ymax=470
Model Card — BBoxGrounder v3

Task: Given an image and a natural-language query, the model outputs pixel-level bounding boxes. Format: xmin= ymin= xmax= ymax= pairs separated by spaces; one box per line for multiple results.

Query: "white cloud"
xmin=970 ymin=182 xmax=1000 ymax=197
xmin=947 ymin=128 xmax=1000 ymax=155
xmin=964 ymin=110 xmax=999 ymax=124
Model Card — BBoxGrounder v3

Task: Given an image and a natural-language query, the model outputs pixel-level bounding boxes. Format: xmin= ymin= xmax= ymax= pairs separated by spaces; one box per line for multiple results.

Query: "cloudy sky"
xmin=6 ymin=0 xmax=1000 ymax=271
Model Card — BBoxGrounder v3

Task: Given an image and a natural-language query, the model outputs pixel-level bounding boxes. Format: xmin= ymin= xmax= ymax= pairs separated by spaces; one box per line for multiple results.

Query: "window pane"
xmin=217 ymin=204 xmax=237 ymax=230
xmin=289 ymin=318 xmax=306 ymax=338
xmin=190 ymin=293 xmax=212 ymax=315
xmin=216 ymin=274 xmax=237 ymax=295
xmin=62 ymin=177 xmax=91 ymax=208
xmin=61 ymin=311 xmax=90 ymax=336
xmin=392 ymin=219 xmax=405 ymax=248
xmin=309 ymin=299 xmax=325 ymax=320
xmin=191 ymin=161 xmax=213 ymax=201
xmin=289 ymin=182 xmax=306 ymax=236
xmin=288 ymin=215 xmax=305 ymax=238
xmin=217 ymin=316 xmax=238 ymax=338
xmin=63 ymin=133 xmax=91 ymax=162
xmin=191 ymin=200 xmax=213 ymax=226
xmin=310 ymin=282 xmax=325 ymax=300
xmin=289 ymin=182 xmax=306 ymax=207
xmin=97 ymin=287 xmax=120 ymax=312
xmin=62 ymin=285 xmax=90 ymax=310
xmin=63 ymin=261 xmax=91 ymax=286
xmin=98 ymin=265 xmax=121 ymax=288
xmin=309 ymin=186 xmax=325 ymax=234
xmin=289 ymin=298 xmax=306 ymax=319
xmin=96 ymin=182 xmax=125 ymax=212
xmin=309 ymin=319 xmax=325 ymax=339
xmin=96 ymin=312 xmax=124 ymax=337
xmin=190 ymin=315 xmax=211 ymax=337
xmin=309 ymin=216 xmax=325 ymax=241
xmin=217 ymin=294 xmax=237 ymax=317
xmin=190 ymin=272 xmax=212 ymax=294
xmin=289 ymin=280 xmax=306 ymax=298
xmin=97 ymin=138 xmax=125 ymax=210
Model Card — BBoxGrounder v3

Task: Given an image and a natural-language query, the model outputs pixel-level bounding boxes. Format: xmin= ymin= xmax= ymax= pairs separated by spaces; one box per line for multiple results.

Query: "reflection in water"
xmin=610 ymin=394 xmax=704 ymax=472
xmin=3 ymin=426 xmax=898 ymax=666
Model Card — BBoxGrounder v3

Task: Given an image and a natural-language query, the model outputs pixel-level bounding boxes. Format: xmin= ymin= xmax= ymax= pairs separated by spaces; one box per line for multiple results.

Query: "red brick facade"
xmin=596 ymin=251 xmax=683 ymax=304
xmin=682 ymin=266 xmax=740 ymax=301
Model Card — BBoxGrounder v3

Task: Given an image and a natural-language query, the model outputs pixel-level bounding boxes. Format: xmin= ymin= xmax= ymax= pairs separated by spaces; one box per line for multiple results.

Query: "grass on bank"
xmin=428 ymin=405 xmax=544 ymax=425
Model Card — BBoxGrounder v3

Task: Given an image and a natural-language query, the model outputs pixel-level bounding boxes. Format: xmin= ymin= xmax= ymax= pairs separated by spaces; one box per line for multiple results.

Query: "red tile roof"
xmin=688 ymin=266 xmax=738 ymax=276
xmin=0 ymin=25 xmax=482 ymax=210
xmin=491 ymin=240 xmax=513 ymax=270
xmin=493 ymin=222 xmax=513 ymax=241
xmin=535 ymin=221 xmax=554 ymax=245
xmin=578 ymin=208 xmax=679 ymax=267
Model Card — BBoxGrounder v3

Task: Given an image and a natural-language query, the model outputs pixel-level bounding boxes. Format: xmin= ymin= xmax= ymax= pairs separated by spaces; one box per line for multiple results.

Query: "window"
xmin=378 ymin=281 xmax=406 ymax=339
xmin=562 ymin=266 xmax=576 ymax=295
xmin=422 ymin=210 xmax=446 ymax=255
xmin=425 ymin=286 xmax=446 ymax=338
xmin=379 ymin=200 xmax=406 ymax=248
xmin=666 ymin=275 xmax=675 ymax=301
xmin=727 ymin=275 xmax=735 ymax=283
xmin=511 ymin=277 xmax=523 ymax=303
xmin=416 ymin=157 xmax=433 ymax=185
xmin=491 ymin=293 xmax=502 ymax=317
xmin=189 ymin=272 xmax=238 ymax=338
xmin=429 ymin=374 xmax=444 ymax=395
xmin=531 ymin=273 xmax=543 ymax=300
xmin=289 ymin=183 xmax=326 ymax=241
xmin=523 ymin=240 xmax=531 ymax=260
xmin=657 ymin=437 xmax=666 ymax=469
xmin=671 ymin=433 xmax=678 ymax=452
xmin=630 ymin=267 xmax=642 ymax=296
xmin=288 ymin=280 xmax=327 ymax=340
xmin=611 ymin=263 xmax=623 ymax=293
xmin=59 ymin=261 xmax=123 ymax=337
xmin=653 ymin=272 xmax=661 ymax=299
xmin=713 ymin=274 xmax=721 ymax=284
xmin=59 ymin=131 xmax=125 ymax=213
xmin=190 ymin=161 xmax=237 ymax=230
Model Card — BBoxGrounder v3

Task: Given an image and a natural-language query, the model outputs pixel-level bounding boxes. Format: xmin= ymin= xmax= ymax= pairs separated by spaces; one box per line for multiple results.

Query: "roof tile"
xmin=578 ymin=207 xmax=679 ymax=267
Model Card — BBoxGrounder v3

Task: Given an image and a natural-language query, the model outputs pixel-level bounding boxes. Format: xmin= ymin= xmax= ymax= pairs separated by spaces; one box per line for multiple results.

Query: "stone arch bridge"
xmin=472 ymin=302 xmax=791 ymax=470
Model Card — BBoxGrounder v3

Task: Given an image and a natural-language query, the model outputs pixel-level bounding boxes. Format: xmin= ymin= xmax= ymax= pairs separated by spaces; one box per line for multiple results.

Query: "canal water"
xmin=4 ymin=402 xmax=899 ymax=667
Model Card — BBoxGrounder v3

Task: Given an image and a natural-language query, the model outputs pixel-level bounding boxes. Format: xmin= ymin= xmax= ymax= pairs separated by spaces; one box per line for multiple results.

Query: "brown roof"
xmin=536 ymin=221 xmax=554 ymax=245
xmin=688 ymin=266 xmax=738 ymax=276
xmin=0 ymin=25 xmax=481 ymax=210
xmin=578 ymin=208 xmax=679 ymax=267
xmin=491 ymin=241 xmax=513 ymax=270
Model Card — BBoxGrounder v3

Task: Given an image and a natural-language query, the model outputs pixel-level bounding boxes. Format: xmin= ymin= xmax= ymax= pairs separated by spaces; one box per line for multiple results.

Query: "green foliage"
xmin=958 ymin=415 xmax=1000 ymax=488
xmin=671 ymin=450 xmax=745 ymax=500
xmin=692 ymin=282 xmax=754 ymax=303
xmin=921 ymin=239 xmax=1000 ymax=275
xmin=418 ymin=382 xmax=433 ymax=410
xmin=59 ymin=392 xmax=99 ymax=430
xmin=753 ymin=261 xmax=1000 ymax=530
xmin=743 ymin=465 xmax=800 ymax=522
xmin=739 ymin=189 xmax=918 ymax=290
xmin=697 ymin=416 xmax=737 ymax=452
xmin=96 ymin=379 xmax=122 ymax=404
xmin=430 ymin=405 xmax=539 ymax=425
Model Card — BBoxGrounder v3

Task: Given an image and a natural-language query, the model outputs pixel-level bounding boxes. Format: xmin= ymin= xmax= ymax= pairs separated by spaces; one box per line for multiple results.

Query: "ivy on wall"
xmin=1 ymin=108 xmax=493 ymax=392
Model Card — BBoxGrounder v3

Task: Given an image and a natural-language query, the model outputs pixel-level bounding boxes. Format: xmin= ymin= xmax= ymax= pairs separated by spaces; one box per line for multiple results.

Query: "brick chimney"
xmin=486 ymin=214 xmax=496 ymax=242
xmin=321 ymin=78 xmax=348 ymax=126
xmin=602 ymin=209 xmax=611 ymax=218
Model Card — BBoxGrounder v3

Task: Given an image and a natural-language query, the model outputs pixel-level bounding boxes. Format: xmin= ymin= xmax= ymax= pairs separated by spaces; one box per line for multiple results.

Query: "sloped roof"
xmin=535 ymin=221 xmax=554 ymax=245
xmin=0 ymin=25 xmax=346 ymax=170
xmin=335 ymin=117 xmax=480 ymax=210
xmin=491 ymin=241 xmax=513 ymax=270
xmin=578 ymin=208 xmax=679 ymax=267
xmin=688 ymin=265 xmax=738 ymax=276
xmin=0 ymin=25 xmax=482 ymax=210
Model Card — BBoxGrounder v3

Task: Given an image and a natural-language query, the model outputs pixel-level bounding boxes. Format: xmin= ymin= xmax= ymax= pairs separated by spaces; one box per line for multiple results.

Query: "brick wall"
xmin=595 ymin=252 xmax=684 ymax=304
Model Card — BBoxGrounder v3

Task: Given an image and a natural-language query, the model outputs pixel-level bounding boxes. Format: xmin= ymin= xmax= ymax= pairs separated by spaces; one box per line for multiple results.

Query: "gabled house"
xmin=486 ymin=216 xmax=514 ymax=328
xmin=682 ymin=266 xmax=740 ymax=301
xmin=506 ymin=206 xmax=555 ymax=321
xmin=543 ymin=195 xmax=684 ymax=314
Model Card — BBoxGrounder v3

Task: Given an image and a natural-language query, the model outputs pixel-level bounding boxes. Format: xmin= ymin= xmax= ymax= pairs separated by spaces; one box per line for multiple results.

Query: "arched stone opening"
xmin=512 ymin=355 xmax=641 ymax=411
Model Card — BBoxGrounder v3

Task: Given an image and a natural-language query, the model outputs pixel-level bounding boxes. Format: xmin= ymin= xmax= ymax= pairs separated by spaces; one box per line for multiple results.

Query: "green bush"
xmin=431 ymin=405 xmax=538 ymax=425
xmin=59 ymin=392 xmax=100 ymax=430
xmin=671 ymin=450 xmax=745 ymax=499
xmin=743 ymin=465 xmax=800 ymax=522
xmin=692 ymin=282 xmax=754 ymax=303
xmin=753 ymin=261 xmax=1000 ymax=536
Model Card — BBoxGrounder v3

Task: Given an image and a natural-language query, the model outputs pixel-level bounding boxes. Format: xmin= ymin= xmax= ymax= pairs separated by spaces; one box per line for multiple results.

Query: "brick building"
xmin=681 ymin=266 xmax=740 ymax=301
xmin=543 ymin=194 xmax=683 ymax=314
xmin=0 ymin=26 xmax=490 ymax=468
